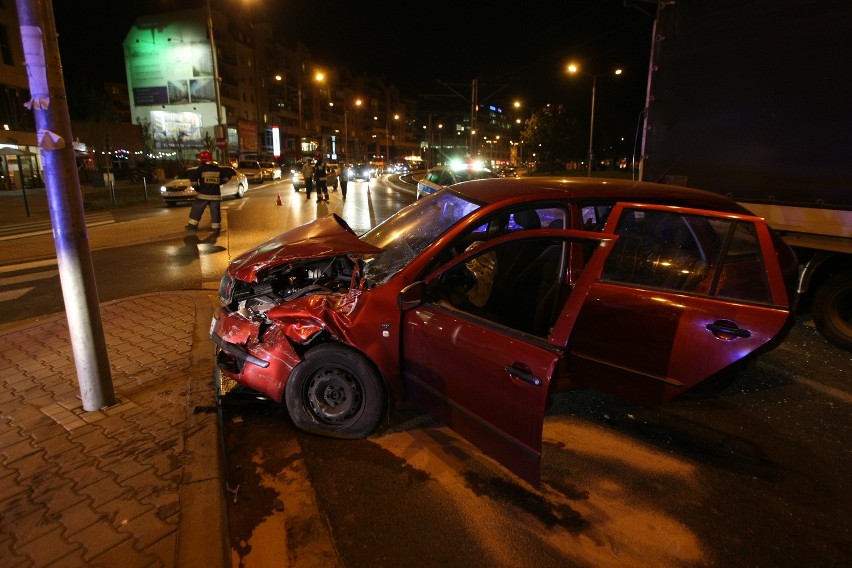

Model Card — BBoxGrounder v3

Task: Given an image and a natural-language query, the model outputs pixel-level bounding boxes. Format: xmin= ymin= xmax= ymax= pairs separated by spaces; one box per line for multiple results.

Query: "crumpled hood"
xmin=229 ymin=214 xmax=383 ymax=282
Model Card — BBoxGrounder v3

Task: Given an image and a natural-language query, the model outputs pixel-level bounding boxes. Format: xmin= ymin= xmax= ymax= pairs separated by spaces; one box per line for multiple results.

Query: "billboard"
xmin=123 ymin=10 xmax=222 ymax=135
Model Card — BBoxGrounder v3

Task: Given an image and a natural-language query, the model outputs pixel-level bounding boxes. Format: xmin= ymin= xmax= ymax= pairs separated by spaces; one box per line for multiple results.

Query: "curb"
xmin=177 ymin=291 xmax=230 ymax=567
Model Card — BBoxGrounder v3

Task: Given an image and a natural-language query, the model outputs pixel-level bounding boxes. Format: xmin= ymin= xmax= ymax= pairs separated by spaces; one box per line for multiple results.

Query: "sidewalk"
xmin=0 ymin=181 xmax=159 ymax=229
xmin=0 ymin=291 xmax=228 ymax=567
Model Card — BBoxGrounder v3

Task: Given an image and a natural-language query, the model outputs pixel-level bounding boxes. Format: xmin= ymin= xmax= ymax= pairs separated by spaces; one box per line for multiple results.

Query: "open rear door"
xmin=564 ymin=203 xmax=794 ymax=405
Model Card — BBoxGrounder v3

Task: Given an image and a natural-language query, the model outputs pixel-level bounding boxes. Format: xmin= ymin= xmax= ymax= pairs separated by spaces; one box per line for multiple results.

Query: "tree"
xmin=521 ymin=104 xmax=583 ymax=173
xmin=138 ymin=117 xmax=155 ymax=163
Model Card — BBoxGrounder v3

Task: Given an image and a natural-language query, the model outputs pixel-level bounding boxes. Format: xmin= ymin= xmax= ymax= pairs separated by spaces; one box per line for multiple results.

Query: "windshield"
xmin=360 ymin=191 xmax=481 ymax=284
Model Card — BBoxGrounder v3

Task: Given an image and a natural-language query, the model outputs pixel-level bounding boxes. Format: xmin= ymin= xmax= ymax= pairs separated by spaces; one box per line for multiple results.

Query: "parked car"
xmin=237 ymin=160 xmax=265 ymax=183
xmin=159 ymin=166 xmax=248 ymax=206
xmin=259 ymin=161 xmax=282 ymax=180
xmin=211 ymin=176 xmax=797 ymax=485
xmin=416 ymin=164 xmax=498 ymax=199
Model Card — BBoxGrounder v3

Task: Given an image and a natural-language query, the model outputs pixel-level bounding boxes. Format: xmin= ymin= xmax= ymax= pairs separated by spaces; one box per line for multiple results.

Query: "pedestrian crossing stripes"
xmin=0 ymin=212 xmax=115 ymax=241
xmin=0 ymin=260 xmax=58 ymax=302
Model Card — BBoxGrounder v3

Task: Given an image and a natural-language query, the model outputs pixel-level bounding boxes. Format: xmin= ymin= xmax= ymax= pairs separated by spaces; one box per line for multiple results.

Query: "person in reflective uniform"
xmin=186 ymin=150 xmax=232 ymax=233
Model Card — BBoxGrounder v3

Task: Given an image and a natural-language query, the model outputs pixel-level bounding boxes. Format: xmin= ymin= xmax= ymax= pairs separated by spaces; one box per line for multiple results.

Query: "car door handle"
xmin=505 ymin=364 xmax=542 ymax=386
xmin=706 ymin=320 xmax=752 ymax=339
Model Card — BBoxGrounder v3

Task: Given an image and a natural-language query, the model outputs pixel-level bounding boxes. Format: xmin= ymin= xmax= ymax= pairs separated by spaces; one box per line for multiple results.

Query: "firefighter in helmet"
xmin=186 ymin=150 xmax=232 ymax=233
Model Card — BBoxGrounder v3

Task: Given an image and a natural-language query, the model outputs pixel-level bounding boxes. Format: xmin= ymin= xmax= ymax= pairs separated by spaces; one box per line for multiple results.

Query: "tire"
xmin=285 ymin=343 xmax=386 ymax=438
xmin=236 ymin=183 xmax=247 ymax=198
xmin=812 ymin=271 xmax=852 ymax=350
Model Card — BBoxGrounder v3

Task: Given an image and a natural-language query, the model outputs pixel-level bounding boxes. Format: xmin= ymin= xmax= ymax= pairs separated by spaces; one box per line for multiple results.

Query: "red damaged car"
xmin=211 ymin=177 xmax=797 ymax=485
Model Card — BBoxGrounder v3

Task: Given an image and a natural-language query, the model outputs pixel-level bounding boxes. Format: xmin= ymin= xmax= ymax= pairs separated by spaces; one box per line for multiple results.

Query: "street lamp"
xmin=437 ymin=123 xmax=443 ymax=165
xmin=567 ymin=63 xmax=622 ymax=176
xmin=354 ymin=98 xmax=363 ymax=162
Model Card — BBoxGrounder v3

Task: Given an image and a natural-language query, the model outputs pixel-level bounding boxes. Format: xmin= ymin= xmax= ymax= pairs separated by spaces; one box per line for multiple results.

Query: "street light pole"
xmin=206 ymin=0 xmax=227 ymax=162
xmin=568 ymin=64 xmax=622 ymax=176
xmin=587 ymin=75 xmax=597 ymax=176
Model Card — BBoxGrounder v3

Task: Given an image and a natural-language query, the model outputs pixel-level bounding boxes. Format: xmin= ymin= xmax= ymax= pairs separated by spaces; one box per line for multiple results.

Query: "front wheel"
xmin=812 ymin=270 xmax=852 ymax=350
xmin=236 ymin=183 xmax=247 ymax=198
xmin=285 ymin=343 xmax=386 ymax=438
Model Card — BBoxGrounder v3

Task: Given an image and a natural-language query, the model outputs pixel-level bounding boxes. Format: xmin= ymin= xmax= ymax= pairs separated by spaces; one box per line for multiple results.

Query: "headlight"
xmin=218 ymin=272 xmax=235 ymax=304
xmin=160 ymin=186 xmax=168 ymax=193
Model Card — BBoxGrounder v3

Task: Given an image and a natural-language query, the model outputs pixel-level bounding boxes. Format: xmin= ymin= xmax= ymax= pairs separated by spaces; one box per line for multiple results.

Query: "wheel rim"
xmin=305 ymin=367 xmax=363 ymax=425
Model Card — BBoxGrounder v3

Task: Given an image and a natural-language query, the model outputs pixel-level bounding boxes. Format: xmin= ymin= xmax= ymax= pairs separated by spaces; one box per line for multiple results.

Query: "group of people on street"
xmin=185 ymin=150 xmax=351 ymax=232
xmin=301 ymin=156 xmax=348 ymax=201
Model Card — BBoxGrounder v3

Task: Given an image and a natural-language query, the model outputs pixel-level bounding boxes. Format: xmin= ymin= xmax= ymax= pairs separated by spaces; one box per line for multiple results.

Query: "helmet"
xmin=197 ymin=150 xmax=213 ymax=163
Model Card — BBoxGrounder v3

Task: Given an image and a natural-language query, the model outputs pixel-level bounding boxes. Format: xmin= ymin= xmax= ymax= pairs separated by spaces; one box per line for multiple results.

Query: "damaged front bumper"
xmin=210 ymin=309 xmax=302 ymax=403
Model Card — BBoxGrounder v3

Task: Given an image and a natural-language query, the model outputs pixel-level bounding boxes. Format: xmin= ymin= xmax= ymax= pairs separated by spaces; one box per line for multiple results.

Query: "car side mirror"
xmin=398 ymin=281 xmax=426 ymax=311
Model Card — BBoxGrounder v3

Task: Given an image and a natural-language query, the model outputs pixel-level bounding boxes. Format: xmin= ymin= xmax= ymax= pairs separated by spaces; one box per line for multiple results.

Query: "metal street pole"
xmin=587 ymin=75 xmax=597 ymax=176
xmin=343 ymin=109 xmax=348 ymax=162
xmin=206 ymin=0 xmax=227 ymax=163
xmin=16 ymin=0 xmax=115 ymax=410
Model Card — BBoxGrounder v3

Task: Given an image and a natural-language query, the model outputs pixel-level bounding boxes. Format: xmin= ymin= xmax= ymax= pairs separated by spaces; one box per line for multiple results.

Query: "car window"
xmin=360 ymin=192 xmax=482 ymax=285
xmin=424 ymin=205 xmax=568 ymax=277
xmin=579 ymin=203 xmax=614 ymax=231
xmin=430 ymin=237 xmax=569 ymax=337
xmin=600 ymin=208 xmax=772 ymax=303
xmin=706 ymin=218 xmax=771 ymax=302
xmin=439 ymin=171 xmax=456 ymax=186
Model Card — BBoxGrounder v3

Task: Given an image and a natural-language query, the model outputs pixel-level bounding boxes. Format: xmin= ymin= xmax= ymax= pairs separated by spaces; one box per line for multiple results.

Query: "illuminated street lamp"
xmin=437 ymin=123 xmax=443 ymax=165
xmin=567 ymin=63 xmax=623 ymax=176
xmin=354 ymin=99 xmax=363 ymax=161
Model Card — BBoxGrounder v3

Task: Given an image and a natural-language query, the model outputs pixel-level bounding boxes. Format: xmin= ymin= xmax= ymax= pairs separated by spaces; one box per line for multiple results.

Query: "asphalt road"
xmin=222 ymin=315 xmax=850 ymax=568
xmin=0 ymin=176 xmax=414 ymax=324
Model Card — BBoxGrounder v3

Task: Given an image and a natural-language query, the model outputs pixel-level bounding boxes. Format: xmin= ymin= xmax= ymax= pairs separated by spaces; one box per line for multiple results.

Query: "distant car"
xmin=211 ymin=176 xmax=798 ymax=485
xmin=498 ymin=166 xmax=518 ymax=177
xmin=259 ymin=161 xmax=282 ymax=180
xmin=159 ymin=166 xmax=248 ymax=206
xmin=291 ymin=161 xmax=339 ymax=191
xmin=290 ymin=162 xmax=307 ymax=191
xmin=347 ymin=163 xmax=373 ymax=180
xmin=237 ymin=160 xmax=265 ymax=183
xmin=326 ymin=163 xmax=340 ymax=190
xmin=416 ymin=164 xmax=498 ymax=199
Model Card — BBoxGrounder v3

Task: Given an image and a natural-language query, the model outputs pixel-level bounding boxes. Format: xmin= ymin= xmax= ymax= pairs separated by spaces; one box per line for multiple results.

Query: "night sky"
xmin=52 ymin=0 xmax=655 ymax=135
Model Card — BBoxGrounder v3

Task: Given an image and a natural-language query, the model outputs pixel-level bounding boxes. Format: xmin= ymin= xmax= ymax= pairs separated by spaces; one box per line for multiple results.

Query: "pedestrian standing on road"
xmin=339 ymin=163 xmax=348 ymax=199
xmin=302 ymin=159 xmax=315 ymax=200
xmin=314 ymin=156 xmax=329 ymax=202
xmin=186 ymin=150 xmax=232 ymax=233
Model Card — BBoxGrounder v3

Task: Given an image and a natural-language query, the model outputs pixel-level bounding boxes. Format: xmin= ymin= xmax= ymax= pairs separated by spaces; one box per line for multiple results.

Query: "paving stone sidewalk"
xmin=0 ymin=291 xmax=227 ymax=567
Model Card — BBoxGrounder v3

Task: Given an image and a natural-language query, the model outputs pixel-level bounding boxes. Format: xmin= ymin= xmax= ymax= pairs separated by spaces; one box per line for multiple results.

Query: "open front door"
xmin=400 ymin=231 xmax=613 ymax=486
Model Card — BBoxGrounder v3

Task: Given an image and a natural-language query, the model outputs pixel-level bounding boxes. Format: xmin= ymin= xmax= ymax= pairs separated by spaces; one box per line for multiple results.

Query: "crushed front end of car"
xmin=210 ymin=214 xmax=383 ymax=403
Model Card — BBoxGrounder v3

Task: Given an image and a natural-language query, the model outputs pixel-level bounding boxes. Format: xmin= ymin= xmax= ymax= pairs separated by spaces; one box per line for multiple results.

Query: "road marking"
xmin=0 ymin=259 xmax=58 ymax=273
xmin=0 ymin=287 xmax=32 ymax=301
xmin=0 ymin=265 xmax=59 ymax=302
xmin=0 ymin=212 xmax=115 ymax=241
xmin=0 ymin=268 xmax=58 ymax=285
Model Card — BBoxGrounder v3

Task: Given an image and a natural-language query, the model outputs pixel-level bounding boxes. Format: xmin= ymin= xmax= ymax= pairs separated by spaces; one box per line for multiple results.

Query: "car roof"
xmin=449 ymin=176 xmax=752 ymax=214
